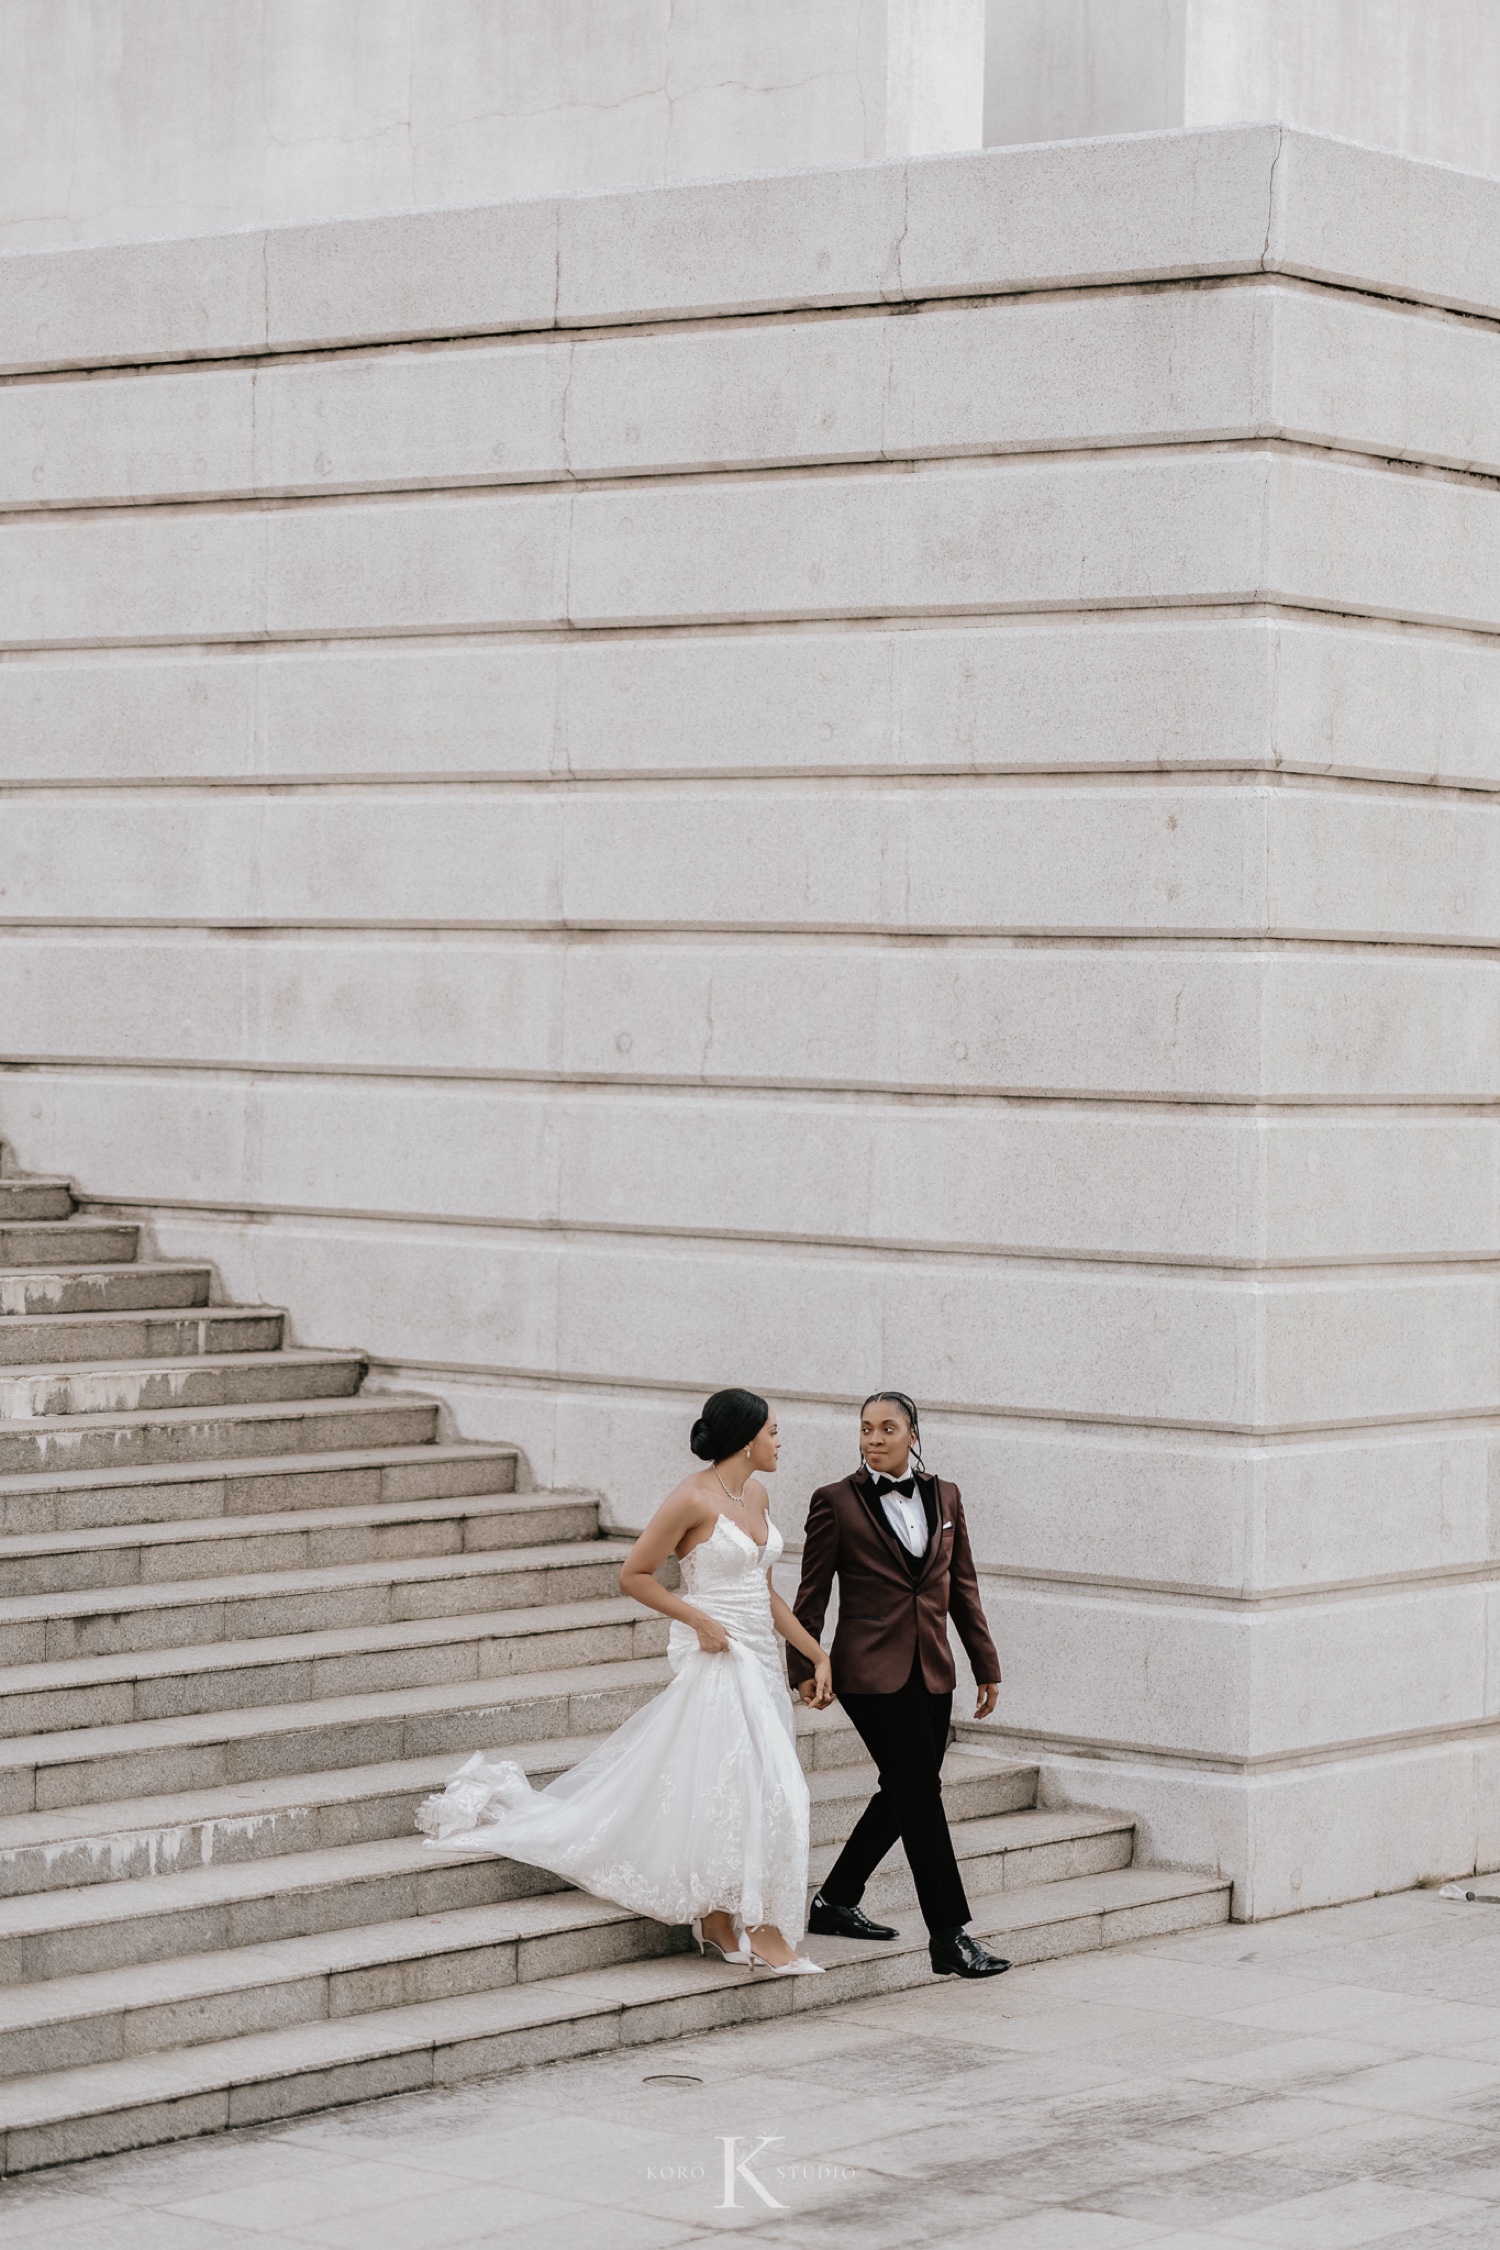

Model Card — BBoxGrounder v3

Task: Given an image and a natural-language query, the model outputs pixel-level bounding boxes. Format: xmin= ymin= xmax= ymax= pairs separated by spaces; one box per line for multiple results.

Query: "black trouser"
xmin=820 ymin=1653 xmax=970 ymax=1937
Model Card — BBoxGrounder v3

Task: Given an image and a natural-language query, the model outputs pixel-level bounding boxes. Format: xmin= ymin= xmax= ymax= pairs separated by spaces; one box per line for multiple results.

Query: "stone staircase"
xmin=0 ymin=1149 xmax=1231 ymax=2173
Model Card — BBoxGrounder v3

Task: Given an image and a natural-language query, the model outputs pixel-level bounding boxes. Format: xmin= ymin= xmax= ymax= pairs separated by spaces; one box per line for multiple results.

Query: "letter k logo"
xmin=717 ymin=2134 xmax=787 ymax=2209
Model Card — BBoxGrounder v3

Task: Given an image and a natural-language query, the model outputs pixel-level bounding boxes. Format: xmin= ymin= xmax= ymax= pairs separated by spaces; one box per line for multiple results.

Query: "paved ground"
xmin=10 ymin=1889 xmax=1500 ymax=2247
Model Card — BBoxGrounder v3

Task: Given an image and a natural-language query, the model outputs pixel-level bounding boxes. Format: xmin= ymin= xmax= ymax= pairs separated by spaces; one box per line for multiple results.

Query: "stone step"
xmin=0 ymin=1657 xmax=876 ymax=1817
xmin=0 ymin=1865 xmax=1232 ymax=2173
xmin=0 ymin=1266 xmax=213 ymax=1319
xmin=0 ymin=1784 xmax=1105 ymax=1988
xmin=0 ymin=1492 xmax=595 ymax=1600
xmin=0 ymin=1733 xmax=1021 ymax=1900
xmin=0 ymin=1891 xmax=692 ymax=2081
xmin=810 ymin=1804 xmax=1137 ymax=1914
xmin=0 ymin=1736 xmax=630 ymax=1897
xmin=0 ymin=1441 xmax=523 ymax=1540
xmin=0 ymin=1540 xmax=639 ymax=1662
xmin=0 ymin=1834 xmax=563 ymax=1986
xmin=0 ymin=1307 xmax=286 ymax=1369
xmin=0 ymin=1654 xmax=679 ymax=1814
xmin=0 ymin=1594 xmax=671 ymax=1739
xmin=0 ymin=1391 xmax=441 ymax=1477
xmin=805 ymin=1748 xmax=1035 ymax=1847
xmin=0 ymin=1168 xmax=1226 ymax=2172
xmin=0 ymin=1762 xmax=1045 ymax=2074
xmin=0 ymin=1182 xmax=73 ymax=1224
xmin=0 ymin=1222 xmax=139 ymax=1270
xmin=0 ymin=1349 xmax=367 ymax=1422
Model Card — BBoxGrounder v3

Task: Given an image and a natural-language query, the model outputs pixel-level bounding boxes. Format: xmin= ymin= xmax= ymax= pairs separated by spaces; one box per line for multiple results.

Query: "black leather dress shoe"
xmin=929 ymin=1929 xmax=1011 ymax=1978
xmin=807 ymin=1894 xmax=898 ymax=1941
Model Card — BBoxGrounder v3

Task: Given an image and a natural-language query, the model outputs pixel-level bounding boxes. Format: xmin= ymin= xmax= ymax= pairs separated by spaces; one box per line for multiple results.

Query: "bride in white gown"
xmin=417 ymin=1388 xmax=835 ymax=1972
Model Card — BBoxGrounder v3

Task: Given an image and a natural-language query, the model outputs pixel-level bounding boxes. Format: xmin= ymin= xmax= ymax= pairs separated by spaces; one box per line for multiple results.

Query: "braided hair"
xmin=860 ymin=1390 xmax=929 ymax=1477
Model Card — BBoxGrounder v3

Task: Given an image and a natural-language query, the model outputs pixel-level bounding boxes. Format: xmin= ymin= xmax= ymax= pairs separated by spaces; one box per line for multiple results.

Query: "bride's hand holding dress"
xmin=684 ymin=1603 xmax=731 ymax=1656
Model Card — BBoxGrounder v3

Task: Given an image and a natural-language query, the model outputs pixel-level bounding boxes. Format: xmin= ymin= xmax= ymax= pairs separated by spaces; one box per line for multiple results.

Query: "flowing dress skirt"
xmin=418 ymin=1515 xmax=809 ymax=1940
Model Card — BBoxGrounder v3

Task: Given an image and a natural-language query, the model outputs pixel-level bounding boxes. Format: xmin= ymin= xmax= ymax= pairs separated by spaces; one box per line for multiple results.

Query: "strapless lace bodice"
xmin=670 ymin=1514 xmax=785 ymax=1699
xmin=677 ymin=1512 xmax=782 ymax=1600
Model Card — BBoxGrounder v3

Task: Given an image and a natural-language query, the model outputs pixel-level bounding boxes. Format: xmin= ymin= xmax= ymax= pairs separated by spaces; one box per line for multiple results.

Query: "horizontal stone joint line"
xmin=357 ymin=1358 xmax=1500 ymax=1442
xmin=990 ymin=1712 xmax=1500 ymax=1776
xmin=5 ymin=590 xmax=1500 ymax=657
xmin=55 ymin=1194 xmax=1500 ymax=1281
xmin=10 ymin=1052 xmax=1500 ymax=1115
xmin=981 ymin=1561 xmax=1500 ymax=1610
xmin=4 ymin=428 xmax=1500 ymax=522
xmin=8 ymin=245 xmax=1500 ymax=390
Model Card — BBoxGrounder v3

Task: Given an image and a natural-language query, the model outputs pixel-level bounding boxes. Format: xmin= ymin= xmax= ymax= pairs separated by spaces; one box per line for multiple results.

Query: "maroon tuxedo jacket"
xmin=786 ymin=1468 xmax=1000 ymax=1697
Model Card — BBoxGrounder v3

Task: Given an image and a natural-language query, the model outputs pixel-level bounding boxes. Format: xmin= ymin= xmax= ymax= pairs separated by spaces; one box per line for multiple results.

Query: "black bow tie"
xmin=872 ymin=1475 xmax=917 ymax=1499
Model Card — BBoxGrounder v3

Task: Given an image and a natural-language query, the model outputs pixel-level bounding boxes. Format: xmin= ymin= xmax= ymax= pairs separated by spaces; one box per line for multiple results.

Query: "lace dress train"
xmin=417 ymin=1514 xmax=810 ymax=1941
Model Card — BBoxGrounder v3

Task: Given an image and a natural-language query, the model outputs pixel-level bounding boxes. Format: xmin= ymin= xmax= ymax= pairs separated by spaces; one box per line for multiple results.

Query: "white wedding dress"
xmin=417 ymin=1513 xmax=811 ymax=1941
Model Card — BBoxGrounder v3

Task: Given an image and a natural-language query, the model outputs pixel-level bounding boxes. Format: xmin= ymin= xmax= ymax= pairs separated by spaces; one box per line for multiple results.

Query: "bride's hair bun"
xmin=690 ymin=1387 xmax=769 ymax=1462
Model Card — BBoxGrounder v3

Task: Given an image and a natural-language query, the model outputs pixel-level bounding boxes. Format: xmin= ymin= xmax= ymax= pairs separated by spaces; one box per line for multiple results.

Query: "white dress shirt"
xmin=876 ymin=1477 xmax=929 ymax=1558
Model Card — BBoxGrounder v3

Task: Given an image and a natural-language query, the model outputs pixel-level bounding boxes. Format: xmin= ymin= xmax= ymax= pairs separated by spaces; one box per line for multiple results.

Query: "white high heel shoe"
xmin=693 ymin=1919 xmax=752 ymax=1966
xmin=746 ymin=1943 xmax=825 ymax=1976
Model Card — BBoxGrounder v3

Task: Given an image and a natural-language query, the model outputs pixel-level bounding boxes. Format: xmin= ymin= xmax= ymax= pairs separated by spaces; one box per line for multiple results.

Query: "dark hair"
xmin=860 ymin=1390 xmax=928 ymax=1473
xmin=690 ymin=1387 xmax=769 ymax=1463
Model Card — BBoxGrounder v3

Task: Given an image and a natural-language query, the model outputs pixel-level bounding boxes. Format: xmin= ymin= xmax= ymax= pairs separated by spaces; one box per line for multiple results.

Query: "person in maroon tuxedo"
xmin=787 ymin=1391 xmax=1009 ymax=1979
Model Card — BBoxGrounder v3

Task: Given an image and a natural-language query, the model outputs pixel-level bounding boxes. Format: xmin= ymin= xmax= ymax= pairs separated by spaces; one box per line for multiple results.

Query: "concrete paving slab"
xmin=11 ymin=1881 xmax=1500 ymax=2245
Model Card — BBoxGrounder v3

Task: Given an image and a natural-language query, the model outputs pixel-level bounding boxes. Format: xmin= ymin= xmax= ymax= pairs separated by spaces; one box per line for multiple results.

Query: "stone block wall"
xmin=0 ymin=0 xmax=987 ymax=249
xmin=986 ymin=0 xmax=1500 ymax=176
xmin=2 ymin=125 xmax=1499 ymax=1915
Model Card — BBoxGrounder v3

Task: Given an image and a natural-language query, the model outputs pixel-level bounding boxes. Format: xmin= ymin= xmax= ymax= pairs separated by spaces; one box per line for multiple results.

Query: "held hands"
xmin=974 ymin=1682 xmax=999 ymax=1720
xmin=797 ymin=1655 xmax=834 ymax=1710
